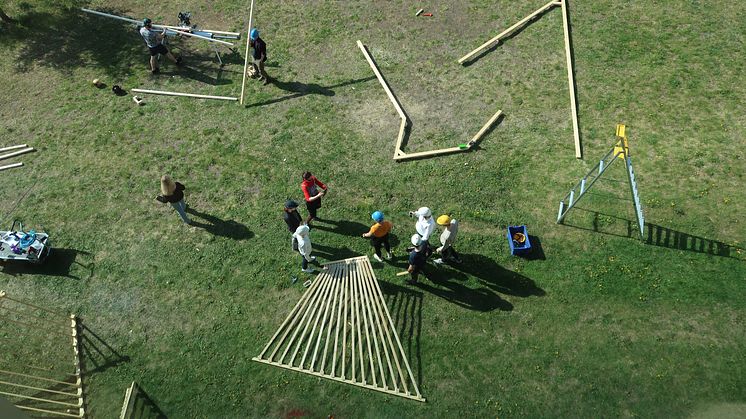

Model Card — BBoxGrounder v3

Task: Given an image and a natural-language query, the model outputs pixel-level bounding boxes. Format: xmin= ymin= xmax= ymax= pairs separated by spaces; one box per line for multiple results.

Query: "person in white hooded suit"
xmin=293 ymin=224 xmax=317 ymax=273
xmin=409 ymin=206 xmax=435 ymax=244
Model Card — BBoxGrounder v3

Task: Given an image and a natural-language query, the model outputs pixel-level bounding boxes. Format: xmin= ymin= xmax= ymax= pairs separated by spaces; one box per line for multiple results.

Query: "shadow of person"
xmin=185 ymin=208 xmax=254 ymax=240
xmin=312 ymin=219 xmax=369 ymax=237
xmin=245 ymin=76 xmax=375 ymax=108
xmin=412 ymin=265 xmax=515 ymax=312
xmin=0 ymin=248 xmax=94 ymax=280
xmin=379 ymin=280 xmax=424 ymax=388
xmin=311 ymin=243 xmax=361 ymax=262
xmin=451 ymin=254 xmax=545 ymax=298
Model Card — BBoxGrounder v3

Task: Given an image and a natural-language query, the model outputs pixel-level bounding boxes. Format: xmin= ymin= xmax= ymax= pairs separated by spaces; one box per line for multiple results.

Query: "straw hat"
xmin=160 ymin=175 xmax=176 ymax=196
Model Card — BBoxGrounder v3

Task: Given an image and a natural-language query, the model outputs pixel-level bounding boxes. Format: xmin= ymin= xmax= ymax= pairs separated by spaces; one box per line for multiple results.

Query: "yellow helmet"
xmin=436 ymin=215 xmax=451 ymax=226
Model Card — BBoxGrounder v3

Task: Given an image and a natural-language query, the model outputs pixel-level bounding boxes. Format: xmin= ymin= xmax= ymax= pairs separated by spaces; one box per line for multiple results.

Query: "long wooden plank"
xmin=0 ymin=379 xmax=78 ymax=397
xmin=394 ymin=118 xmax=408 ymax=158
xmin=394 ymin=146 xmax=466 ymax=161
xmin=469 ymin=110 xmax=504 ymax=145
xmin=131 ymin=89 xmax=237 ymax=101
xmin=458 ymin=0 xmax=558 ymax=64
xmin=353 ymin=261 xmax=366 ymax=384
xmin=356 ymin=41 xmax=407 ymax=120
xmin=0 ymin=148 xmax=34 ymax=162
xmin=304 ymin=266 xmax=340 ymax=369
xmin=16 ymin=405 xmax=82 ymax=418
xmin=0 ymin=390 xmax=80 ymax=407
xmin=317 ymin=264 xmax=342 ymax=372
xmin=0 ymin=144 xmax=27 ymax=153
xmin=361 ymin=258 xmax=399 ymax=390
xmin=358 ymin=260 xmax=387 ymax=389
xmin=354 ymin=262 xmax=376 ymax=386
xmin=340 ymin=263 xmax=349 ymax=379
xmin=561 ymin=0 xmax=582 ymax=158
xmin=285 ymin=271 xmax=335 ymax=365
xmin=325 ymin=263 xmax=345 ymax=375
xmin=239 ymin=0 xmax=256 ymax=105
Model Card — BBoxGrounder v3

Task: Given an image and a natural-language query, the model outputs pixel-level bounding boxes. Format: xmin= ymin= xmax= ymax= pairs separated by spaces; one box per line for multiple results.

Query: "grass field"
xmin=1 ymin=0 xmax=745 ymax=417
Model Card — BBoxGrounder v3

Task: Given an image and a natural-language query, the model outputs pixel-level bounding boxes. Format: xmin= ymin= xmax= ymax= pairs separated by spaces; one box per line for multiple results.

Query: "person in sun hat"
xmin=249 ymin=28 xmax=270 ymax=84
xmin=293 ymin=224 xmax=317 ymax=273
xmin=155 ymin=175 xmax=190 ymax=224
xmin=408 ymin=206 xmax=435 ymax=244
xmin=283 ymin=200 xmax=303 ymax=250
xmin=362 ymin=211 xmax=393 ymax=262
xmin=140 ymin=18 xmax=182 ymax=74
xmin=406 ymin=233 xmax=429 ymax=285
xmin=434 ymin=214 xmax=461 ymax=264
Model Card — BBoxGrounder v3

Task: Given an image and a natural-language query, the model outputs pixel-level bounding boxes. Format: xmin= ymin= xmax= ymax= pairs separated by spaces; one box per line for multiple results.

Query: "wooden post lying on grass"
xmin=457 ymin=0 xmax=558 ymax=64
xmin=0 ymin=147 xmax=34 ymax=161
xmin=240 ymin=0 xmax=257 ymax=105
xmin=561 ymin=0 xmax=582 ymax=158
xmin=0 ymin=162 xmax=23 ymax=171
xmin=132 ymin=88 xmax=238 ymax=101
xmin=0 ymin=144 xmax=27 ymax=153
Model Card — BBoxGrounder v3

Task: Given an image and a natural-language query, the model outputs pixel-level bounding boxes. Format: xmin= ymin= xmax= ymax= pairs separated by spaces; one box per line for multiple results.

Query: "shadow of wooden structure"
xmin=119 ymin=382 xmax=166 ymax=419
xmin=0 ymin=292 xmax=85 ymax=418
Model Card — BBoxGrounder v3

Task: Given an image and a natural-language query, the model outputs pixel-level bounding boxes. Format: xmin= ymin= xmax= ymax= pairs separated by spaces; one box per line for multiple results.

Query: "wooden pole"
xmin=354 ymin=262 xmax=377 ymax=386
xmin=0 ymin=370 xmax=79 ymax=387
xmin=0 ymin=390 xmax=81 ymax=407
xmin=16 ymin=405 xmax=82 ymax=418
xmin=239 ymin=0 xmax=256 ymax=105
xmin=561 ymin=0 xmax=582 ymax=158
xmin=0 ymin=162 xmax=23 ymax=171
xmin=0 ymin=148 xmax=34 ymax=161
xmin=0 ymin=380 xmax=78 ymax=397
xmin=468 ymin=109 xmax=504 ymax=146
xmin=358 ymin=261 xmax=386 ymax=389
xmin=166 ymin=27 xmax=234 ymax=46
xmin=285 ymin=271 xmax=335 ymax=365
xmin=357 ymin=41 xmax=407 ymax=120
xmin=340 ymin=263 xmax=349 ymax=379
xmin=131 ymin=89 xmax=237 ymax=101
xmin=458 ymin=0 xmax=558 ymax=64
xmin=0 ymin=144 xmax=27 ymax=153
xmin=317 ymin=264 xmax=342 ymax=372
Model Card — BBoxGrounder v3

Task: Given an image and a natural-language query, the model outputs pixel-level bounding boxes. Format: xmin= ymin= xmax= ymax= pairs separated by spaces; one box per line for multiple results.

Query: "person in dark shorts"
xmin=140 ymin=18 xmax=182 ymax=74
xmin=406 ymin=234 xmax=429 ymax=285
xmin=301 ymin=171 xmax=328 ymax=225
xmin=362 ymin=211 xmax=393 ymax=262
xmin=284 ymin=200 xmax=303 ymax=250
xmin=249 ymin=28 xmax=270 ymax=84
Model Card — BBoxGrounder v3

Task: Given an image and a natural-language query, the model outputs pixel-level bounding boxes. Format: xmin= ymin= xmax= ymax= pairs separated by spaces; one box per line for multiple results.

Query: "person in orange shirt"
xmin=362 ymin=211 xmax=393 ymax=262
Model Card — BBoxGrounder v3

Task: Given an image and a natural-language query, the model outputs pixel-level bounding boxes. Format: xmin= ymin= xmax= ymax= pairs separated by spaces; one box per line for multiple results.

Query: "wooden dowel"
xmin=358 ymin=260 xmax=386 ymax=389
xmin=352 ymin=262 xmax=366 ymax=384
xmin=239 ymin=0 xmax=256 ymax=105
xmin=341 ymin=263 xmax=349 ymax=379
xmin=0 ymin=390 xmax=81 ymax=407
xmin=561 ymin=0 xmax=582 ymax=158
xmin=0 ymin=294 xmax=65 ymax=316
xmin=458 ymin=0 xmax=558 ymax=64
xmin=131 ymin=89 xmax=237 ymax=101
xmin=0 ymin=148 xmax=34 ymax=162
xmin=357 ymin=41 xmax=407 ymax=120
xmin=16 ymin=405 xmax=82 ymax=418
xmin=317 ymin=264 xmax=342 ymax=373
xmin=303 ymin=267 xmax=338 ymax=369
xmin=0 ymin=144 xmax=27 ymax=153
xmin=286 ymin=271 xmax=335 ymax=365
xmin=355 ymin=262 xmax=377 ymax=386
xmin=469 ymin=109 xmax=504 ymax=145
xmin=0 ymin=379 xmax=79 ymax=397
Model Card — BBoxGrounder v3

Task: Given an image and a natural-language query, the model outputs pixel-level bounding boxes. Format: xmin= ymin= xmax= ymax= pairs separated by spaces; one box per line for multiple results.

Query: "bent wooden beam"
xmin=458 ymin=0 xmax=558 ymax=64
xmin=132 ymin=88 xmax=238 ymax=101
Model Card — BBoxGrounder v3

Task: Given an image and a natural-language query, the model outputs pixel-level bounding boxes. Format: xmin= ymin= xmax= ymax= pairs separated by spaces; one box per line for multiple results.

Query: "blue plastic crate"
xmin=507 ymin=225 xmax=532 ymax=256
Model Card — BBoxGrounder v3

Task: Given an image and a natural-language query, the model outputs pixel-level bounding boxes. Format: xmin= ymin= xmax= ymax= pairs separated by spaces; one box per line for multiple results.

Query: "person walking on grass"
xmin=362 ymin=211 xmax=393 ymax=262
xmin=409 ymin=207 xmax=435 ymax=244
xmin=284 ymin=200 xmax=303 ymax=251
xmin=249 ymin=28 xmax=270 ymax=85
xmin=301 ymin=171 xmax=328 ymax=225
xmin=406 ymin=234 xmax=430 ymax=285
xmin=434 ymin=214 xmax=462 ymax=264
xmin=156 ymin=175 xmax=190 ymax=224
xmin=140 ymin=18 xmax=182 ymax=74
xmin=293 ymin=225 xmax=317 ymax=273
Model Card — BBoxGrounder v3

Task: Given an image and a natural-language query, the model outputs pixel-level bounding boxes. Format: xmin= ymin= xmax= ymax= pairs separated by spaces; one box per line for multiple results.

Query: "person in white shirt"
xmin=434 ymin=215 xmax=461 ymax=264
xmin=293 ymin=225 xmax=316 ymax=273
xmin=409 ymin=206 xmax=435 ymax=243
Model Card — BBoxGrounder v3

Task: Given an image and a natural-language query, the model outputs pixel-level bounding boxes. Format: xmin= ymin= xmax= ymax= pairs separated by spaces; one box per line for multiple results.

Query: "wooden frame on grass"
xmin=0 ymin=291 xmax=86 ymax=418
xmin=458 ymin=0 xmax=582 ymax=158
xmin=253 ymin=256 xmax=425 ymax=402
xmin=357 ymin=40 xmax=502 ymax=162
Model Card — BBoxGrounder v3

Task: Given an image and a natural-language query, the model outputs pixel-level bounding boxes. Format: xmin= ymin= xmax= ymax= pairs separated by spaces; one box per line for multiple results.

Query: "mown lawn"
xmin=1 ymin=0 xmax=744 ymax=417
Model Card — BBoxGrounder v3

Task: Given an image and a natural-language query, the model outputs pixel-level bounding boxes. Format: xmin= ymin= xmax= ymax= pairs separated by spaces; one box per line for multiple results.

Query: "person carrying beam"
xmin=140 ymin=18 xmax=182 ymax=74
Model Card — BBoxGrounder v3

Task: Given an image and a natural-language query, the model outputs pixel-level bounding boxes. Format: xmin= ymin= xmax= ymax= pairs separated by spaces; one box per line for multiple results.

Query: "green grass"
xmin=1 ymin=0 xmax=745 ymax=417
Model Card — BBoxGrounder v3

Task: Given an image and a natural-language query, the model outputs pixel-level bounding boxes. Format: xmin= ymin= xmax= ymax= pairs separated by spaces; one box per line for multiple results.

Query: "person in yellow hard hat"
xmin=434 ymin=214 xmax=461 ymax=264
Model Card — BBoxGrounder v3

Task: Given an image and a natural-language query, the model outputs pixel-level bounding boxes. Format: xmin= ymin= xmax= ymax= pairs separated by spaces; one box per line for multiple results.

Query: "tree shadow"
xmin=312 ymin=218 xmax=369 ymax=238
xmin=562 ymin=207 xmax=745 ymax=260
xmin=0 ymin=248 xmax=94 ymax=280
xmin=0 ymin=3 xmax=147 ymax=77
xmin=185 ymin=208 xmax=254 ymax=241
xmin=379 ymin=280 xmax=424 ymax=389
xmin=244 ymin=76 xmax=375 ymax=108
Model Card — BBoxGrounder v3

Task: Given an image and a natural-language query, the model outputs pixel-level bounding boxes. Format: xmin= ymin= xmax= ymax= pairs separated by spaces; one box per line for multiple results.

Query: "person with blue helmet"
xmin=249 ymin=28 xmax=270 ymax=84
xmin=362 ymin=210 xmax=393 ymax=262
xmin=140 ymin=18 xmax=182 ymax=74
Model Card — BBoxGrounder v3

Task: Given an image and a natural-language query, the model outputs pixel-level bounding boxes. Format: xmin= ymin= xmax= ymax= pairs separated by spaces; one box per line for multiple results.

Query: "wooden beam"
xmin=458 ymin=0 xmax=558 ymax=64
xmin=131 ymin=89 xmax=237 ymax=101
xmin=16 ymin=405 xmax=82 ymax=418
xmin=166 ymin=27 xmax=234 ymax=46
xmin=394 ymin=146 xmax=466 ymax=161
xmin=0 ymin=148 xmax=34 ymax=162
xmin=468 ymin=109 xmax=503 ymax=146
xmin=561 ymin=0 xmax=582 ymax=158
xmin=239 ymin=0 xmax=256 ymax=105
xmin=356 ymin=41 xmax=407 ymax=120
xmin=0 ymin=144 xmax=27 ymax=153
xmin=0 ymin=162 xmax=23 ymax=171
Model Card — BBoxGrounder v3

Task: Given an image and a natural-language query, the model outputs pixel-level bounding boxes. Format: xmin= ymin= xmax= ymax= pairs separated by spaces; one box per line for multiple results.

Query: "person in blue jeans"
xmin=156 ymin=175 xmax=191 ymax=224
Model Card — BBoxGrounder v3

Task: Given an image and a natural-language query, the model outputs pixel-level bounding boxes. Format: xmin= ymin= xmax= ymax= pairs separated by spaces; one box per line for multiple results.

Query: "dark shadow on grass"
xmin=0 ymin=248 xmax=93 ymax=280
xmin=123 ymin=383 xmax=168 ymax=419
xmin=412 ymin=265 xmax=514 ymax=312
xmin=78 ymin=323 xmax=129 ymax=376
xmin=244 ymin=76 xmax=375 ymax=108
xmin=523 ymin=235 xmax=546 ymax=260
xmin=379 ymin=280 xmax=423 ymax=389
xmin=185 ymin=208 xmax=253 ymax=241
xmin=562 ymin=207 xmax=745 ymax=260
xmin=312 ymin=218 xmax=369 ymax=237
xmin=311 ymin=243 xmax=360 ymax=262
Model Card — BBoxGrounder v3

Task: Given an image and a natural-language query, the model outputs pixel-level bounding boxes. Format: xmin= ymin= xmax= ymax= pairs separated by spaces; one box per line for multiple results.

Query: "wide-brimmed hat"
xmin=160 ymin=175 xmax=176 ymax=195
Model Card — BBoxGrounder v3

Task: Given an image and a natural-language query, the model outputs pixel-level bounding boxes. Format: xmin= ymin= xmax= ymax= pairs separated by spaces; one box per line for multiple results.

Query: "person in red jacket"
xmin=301 ymin=171 xmax=328 ymax=225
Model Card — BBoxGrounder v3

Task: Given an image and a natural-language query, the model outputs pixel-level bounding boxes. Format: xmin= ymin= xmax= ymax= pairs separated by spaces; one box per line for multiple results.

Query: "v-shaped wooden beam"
xmin=458 ymin=0 xmax=582 ymax=159
xmin=357 ymin=41 xmax=503 ymax=161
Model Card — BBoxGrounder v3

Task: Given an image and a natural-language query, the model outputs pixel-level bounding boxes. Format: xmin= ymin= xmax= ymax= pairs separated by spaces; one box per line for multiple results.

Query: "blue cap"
xmin=250 ymin=28 xmax=259 ymax=40
xmin=372 ymin=211 xmax=384 ymax=222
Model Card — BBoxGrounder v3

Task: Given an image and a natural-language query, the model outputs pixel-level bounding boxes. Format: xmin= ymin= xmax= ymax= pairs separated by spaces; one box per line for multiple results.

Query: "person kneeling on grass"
xmin=406 ymin=234 xmax=430 ymax=285
xmin=434 ymin=214 xmax=462 ymax=264
xmin=140 ymin=18 xmax=182 ymax=74
xmin=362 ymin=211 xmax=393 ymax=262
xmin=293 ymin=225 xmax=317 ymax=273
